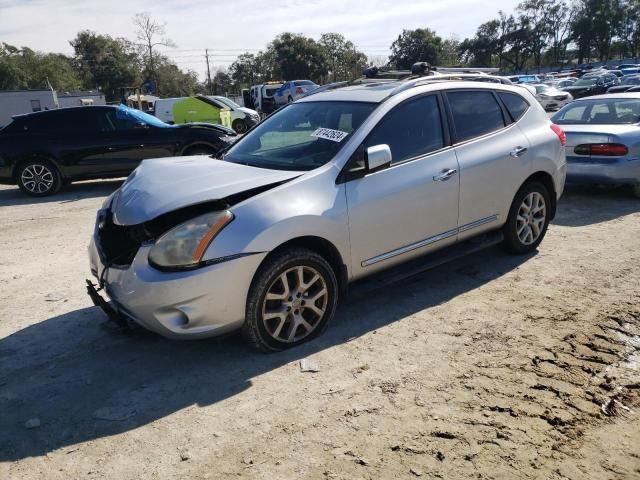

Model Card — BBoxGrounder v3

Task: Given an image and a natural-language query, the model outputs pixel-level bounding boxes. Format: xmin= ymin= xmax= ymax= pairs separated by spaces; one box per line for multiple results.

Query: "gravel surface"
xmin=1 ymin=181 xmax=639 ymax=480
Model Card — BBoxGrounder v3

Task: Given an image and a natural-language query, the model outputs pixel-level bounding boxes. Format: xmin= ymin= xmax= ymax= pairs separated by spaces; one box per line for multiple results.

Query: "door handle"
xmin=510 ymin=146 xmax=528 ymax=157
xmin=433 ymin=168 xmax=458 ymax=182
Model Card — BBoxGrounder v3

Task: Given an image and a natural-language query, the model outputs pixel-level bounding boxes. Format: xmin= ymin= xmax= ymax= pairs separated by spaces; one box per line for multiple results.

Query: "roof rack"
xmin=301 ymin=62 xmax=503 ymax=99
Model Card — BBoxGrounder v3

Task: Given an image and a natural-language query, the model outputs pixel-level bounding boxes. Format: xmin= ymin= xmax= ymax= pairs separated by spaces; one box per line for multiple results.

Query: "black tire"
xmin=501 ymin=181 xmax=551 ymax=254
xmin=242 ymin=248 xmax=338 ymax=353
xmin=632 ymin=184 xmax=640 ymax=198
xmin=287 ymin=95 xmax=293 ymax=103
xmin=232 ymin=119 xmax=247 ymax=134
xmin=16 ymin=159 xmax=62 ymax=197
xmin=183 ymin=146 xmax=214 ymax=156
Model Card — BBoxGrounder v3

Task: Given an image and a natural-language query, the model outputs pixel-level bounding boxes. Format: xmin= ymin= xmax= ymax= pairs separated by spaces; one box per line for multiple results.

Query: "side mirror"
xmin=365 ymin=144 xmax=392 ymax=171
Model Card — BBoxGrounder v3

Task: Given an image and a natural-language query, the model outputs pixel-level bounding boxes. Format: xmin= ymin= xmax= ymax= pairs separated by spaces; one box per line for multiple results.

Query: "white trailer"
xmin=57 ymin=91 xmax=106 ymax=108
xmin=0 ymin=90 xmax=58 ymax=128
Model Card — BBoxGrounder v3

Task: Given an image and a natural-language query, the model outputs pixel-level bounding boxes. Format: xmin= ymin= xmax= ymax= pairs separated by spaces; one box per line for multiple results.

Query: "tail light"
xmin=550 ymin=124 xmax=566 ymax=146
xmin=295 ymin=87 xmax=304 ymax=94
xmin=574 ymin=143 xmax=628 ymax=156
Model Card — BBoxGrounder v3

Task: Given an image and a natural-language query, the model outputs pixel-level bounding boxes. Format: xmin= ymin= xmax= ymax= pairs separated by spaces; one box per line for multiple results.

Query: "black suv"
xmin=0 ymin=105 xmax=236 ymax=196
xmin=563 ymin=72 xmax=619 ymax=99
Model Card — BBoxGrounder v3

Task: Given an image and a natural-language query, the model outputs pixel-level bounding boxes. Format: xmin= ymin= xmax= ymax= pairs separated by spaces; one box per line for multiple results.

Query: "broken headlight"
xmin=148 ymin=210 xmax=234 ymax=270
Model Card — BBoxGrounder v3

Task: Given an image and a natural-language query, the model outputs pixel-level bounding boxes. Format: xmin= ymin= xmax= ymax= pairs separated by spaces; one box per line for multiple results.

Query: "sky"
xmin=0 ymin=0 xmax=522 ymax=79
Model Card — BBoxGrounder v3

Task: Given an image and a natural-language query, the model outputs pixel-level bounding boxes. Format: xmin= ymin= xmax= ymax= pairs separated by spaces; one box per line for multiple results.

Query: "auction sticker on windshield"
xmin=311 ymin=127 xmax=349 ymax=142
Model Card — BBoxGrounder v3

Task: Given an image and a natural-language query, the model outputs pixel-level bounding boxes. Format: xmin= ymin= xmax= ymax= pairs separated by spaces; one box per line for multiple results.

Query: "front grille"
xmin=554 ymin=95 xmax=566 ymax=100
xmin=97 ymin=213 xmax=149 ymax=267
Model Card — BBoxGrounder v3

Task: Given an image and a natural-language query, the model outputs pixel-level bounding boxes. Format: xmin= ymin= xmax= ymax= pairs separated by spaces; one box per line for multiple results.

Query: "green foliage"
xmin=270 ymin=33 xmax=327 ymax=82
xmin=318 ymin=33 xmax=367 ymax=82
xmin=389 ymin=28 xmax=443 ymax=69
xmin=0 ymin=43 xmax=79 ymax=90
xmin=70 ymin=31 xmax=142 ymax=100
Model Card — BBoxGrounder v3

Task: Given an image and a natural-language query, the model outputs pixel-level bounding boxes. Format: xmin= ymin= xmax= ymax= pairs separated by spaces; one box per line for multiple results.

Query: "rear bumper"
xmin=566 ymin=157 xmax=640 ymax=184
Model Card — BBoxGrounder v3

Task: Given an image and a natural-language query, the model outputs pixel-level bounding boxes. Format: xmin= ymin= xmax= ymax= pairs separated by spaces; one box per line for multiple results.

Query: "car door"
xmin=344 ymin=93 xmax=460 ymax=278
xmin=445 ymin=89 xmax=531 ymax=239
xmin=98 ymin=109 xmax=176 ymax=171
xmin=47 ymin=108 xmax=123 ymax=178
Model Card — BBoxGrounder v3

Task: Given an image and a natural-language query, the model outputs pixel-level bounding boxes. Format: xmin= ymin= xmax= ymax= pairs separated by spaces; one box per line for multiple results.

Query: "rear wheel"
xmin=16 ymin=160 xmax=62 ymax=197
xmin=242 ymin=248 xmax=338 ymax=352
xmin=501 ymin=181 xmax=551 ymax=254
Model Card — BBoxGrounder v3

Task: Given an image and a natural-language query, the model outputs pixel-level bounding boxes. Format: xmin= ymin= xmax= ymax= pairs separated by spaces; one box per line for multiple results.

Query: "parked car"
xmin=88 ymin=79 xmax=566 ymax=351
xmin=551 ymin=93 xmax=640 ymax=197
xmin=507 ymin=75 xmax=542 ymax=84
xmin=0 ymin=105 xmax=236 ymax=196
xmin=274 ymin=80 xmax=319 ymax=105
xmin=154 ymin=95 xmax=259 ymax=133
xmin=562 ymin=73 xmax=619 ymax=98
xmin=607 ymin=74 xmax=640 ymax=93
xmin=249 ymin=82 xmax=283 ymax=116
xmin=209 ymin=96 xmax=260 ymax=133
xmin=556 ymin=78 xmax=578 ymax=87
xmin=620 ymin=65 xmax=640 ymax=75
xmin=532 ymin=84 xmax=573 ymax=110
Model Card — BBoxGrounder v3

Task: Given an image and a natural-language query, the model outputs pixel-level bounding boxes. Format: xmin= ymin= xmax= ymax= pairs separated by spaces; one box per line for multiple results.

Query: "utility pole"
xmin=205 ymin=49 xmax=213 ymax=95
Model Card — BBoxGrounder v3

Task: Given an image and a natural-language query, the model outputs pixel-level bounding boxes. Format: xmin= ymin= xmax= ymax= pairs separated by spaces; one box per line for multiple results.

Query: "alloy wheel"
xmin=516 ymin=191 xmax=546 ymax=245
xmin=21 ymin=164 xmax=54 ymax=194
xmin=261 ymin=265 xmax=328 ymax=343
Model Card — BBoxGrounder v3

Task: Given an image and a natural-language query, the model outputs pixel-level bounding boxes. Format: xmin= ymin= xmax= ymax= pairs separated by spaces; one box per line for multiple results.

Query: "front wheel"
xmin=17 ymin=160 xmax=62 ymax=197
xmin=232 ymin=119 xmax=247 ymax=134
xmin=501 ymin=181 xmax=551 ymax=254
xmin=242 ymin=248 xmax=338 ymax=353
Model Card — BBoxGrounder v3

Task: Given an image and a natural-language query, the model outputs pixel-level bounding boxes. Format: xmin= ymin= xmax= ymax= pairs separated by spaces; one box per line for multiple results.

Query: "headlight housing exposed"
xmin=148 ymin=210 xmax=234 ymax=270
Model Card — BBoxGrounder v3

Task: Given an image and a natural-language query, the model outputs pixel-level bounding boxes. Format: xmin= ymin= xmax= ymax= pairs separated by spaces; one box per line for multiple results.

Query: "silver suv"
xmin=88 ymin=79 xmax=567 ymax=352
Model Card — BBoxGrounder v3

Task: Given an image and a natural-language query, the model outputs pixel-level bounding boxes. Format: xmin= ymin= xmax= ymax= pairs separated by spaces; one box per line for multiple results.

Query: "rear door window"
xmin=363 ymin=94 xmax=444 ymax=165
xmin=446 ymin=90 xmax=506 ymax=142
xmin=498 ymin=92 xmax=529 ymax=121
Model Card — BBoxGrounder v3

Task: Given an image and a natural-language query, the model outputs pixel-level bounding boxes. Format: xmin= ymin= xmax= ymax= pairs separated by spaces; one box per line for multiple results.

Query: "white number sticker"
xmin=311 ymin=127 xmax=349 ymax=143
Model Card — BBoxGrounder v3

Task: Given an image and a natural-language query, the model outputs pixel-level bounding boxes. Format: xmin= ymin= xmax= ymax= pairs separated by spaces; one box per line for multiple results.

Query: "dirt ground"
xmin=0 ymin=180 xmax=639 ymax=480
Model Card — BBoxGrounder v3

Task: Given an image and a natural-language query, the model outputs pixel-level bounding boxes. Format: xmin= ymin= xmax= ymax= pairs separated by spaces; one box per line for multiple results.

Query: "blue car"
xmin=551 ymin=93 xmax=640 ymax=197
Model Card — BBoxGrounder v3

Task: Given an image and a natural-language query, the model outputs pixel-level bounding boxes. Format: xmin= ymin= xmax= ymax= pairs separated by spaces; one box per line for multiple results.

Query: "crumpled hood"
xmin=111 ymin=156 xmax=302 ymax=225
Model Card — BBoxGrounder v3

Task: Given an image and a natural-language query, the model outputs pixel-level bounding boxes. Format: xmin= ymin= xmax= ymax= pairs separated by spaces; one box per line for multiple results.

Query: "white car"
xmin=274 ymin=80 xmax=319 ymax=105
xmin=207 ymin=96 xmax=260 ymax=133
xmin=532 ymin=84 xmax=573 ymax=111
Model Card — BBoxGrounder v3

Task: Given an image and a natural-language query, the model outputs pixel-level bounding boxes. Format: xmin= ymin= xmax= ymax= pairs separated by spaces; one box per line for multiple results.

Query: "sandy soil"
xmin=0 ymin=181 xmax=639 ymax=480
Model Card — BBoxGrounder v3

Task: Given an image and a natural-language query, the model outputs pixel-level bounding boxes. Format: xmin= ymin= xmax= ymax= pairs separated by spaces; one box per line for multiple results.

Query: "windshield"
xmin=552 ymin=98 xmax=640 ymax=124
xmin=574 ymin=78 xmax=598 ymax=86
xmin=223 ymin=101 xmax=376 ymax=171
xmin=215 ymin=96 xmax=241 ymax=109
xmin=116 ymin=105 xmax=173 ymax=128
xmin=535 ymin=85 xmax=550 ymax=93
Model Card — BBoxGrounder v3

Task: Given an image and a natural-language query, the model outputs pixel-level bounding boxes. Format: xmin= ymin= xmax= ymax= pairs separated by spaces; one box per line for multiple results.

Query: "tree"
xmin=318 ymin=33 xmax=367 ymax=81
xmin=440 ymin=36 xmax=461 ymax=66
xmin=270 ymin=33 xmax=327 ymax=82
xmin=212 ymin=69 xmax=233 ymax=95
xmin=153 ymin=56 xmax=202 ymax=97
xmin=547 ymin=0 xmax=574 ymax=67
xmin=0 ymin=42 xmax=80 ymax=91
xmin=389 ymin=28 xmax=443 ymax=68
xmin=70 ymin=31 xmax=141 ymax=101
xmin=571 ymin=0 xmax=625 ymax=63
xmin=517 ymin=0 xmax=554 ymax=70
xmin=133 ymin=12 xmax=176 ymax=94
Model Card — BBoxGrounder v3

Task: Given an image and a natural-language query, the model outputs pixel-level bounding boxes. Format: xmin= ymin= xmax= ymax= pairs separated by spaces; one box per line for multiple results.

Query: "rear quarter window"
xmin=498 ymin=92 xmax=530 ymax=121
xmin=447 ymin=90 xmax=506 ymax=142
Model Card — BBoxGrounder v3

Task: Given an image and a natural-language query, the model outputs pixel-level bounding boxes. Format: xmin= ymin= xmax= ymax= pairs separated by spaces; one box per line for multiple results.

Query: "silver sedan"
xmin=89 ymin=80 xmax=566 ymax=351
xmin=551 ymin=93 xmax=640 ymax=197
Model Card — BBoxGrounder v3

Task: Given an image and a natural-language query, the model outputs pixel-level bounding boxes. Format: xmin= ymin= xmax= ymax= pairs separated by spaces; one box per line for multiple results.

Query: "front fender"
xmin=202 ymin=166 xmax=351 ymax=276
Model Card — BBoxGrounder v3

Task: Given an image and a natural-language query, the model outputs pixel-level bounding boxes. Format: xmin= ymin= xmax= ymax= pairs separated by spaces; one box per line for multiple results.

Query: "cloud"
xmin=0 ymin=0 xmax=521 ymax=78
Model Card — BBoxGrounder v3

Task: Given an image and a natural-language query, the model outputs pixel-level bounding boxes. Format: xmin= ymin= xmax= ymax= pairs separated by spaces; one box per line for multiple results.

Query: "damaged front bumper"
xmin=87 ymin=233 xmax=267 ymax=339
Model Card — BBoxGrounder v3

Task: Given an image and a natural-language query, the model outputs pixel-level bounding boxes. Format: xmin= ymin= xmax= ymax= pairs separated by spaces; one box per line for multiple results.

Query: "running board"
xmin=347 ymin=230 xmax=504 ymax=299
